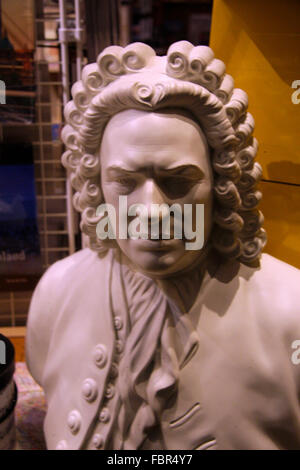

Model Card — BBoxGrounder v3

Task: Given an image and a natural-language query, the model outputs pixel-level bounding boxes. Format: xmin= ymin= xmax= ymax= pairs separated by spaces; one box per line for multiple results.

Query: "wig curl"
xmin=61 ymin=41 xmax=266 ymax=266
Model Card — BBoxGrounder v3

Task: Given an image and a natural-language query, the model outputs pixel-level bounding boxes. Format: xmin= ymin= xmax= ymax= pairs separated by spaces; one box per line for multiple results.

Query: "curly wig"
xmin=61 ymin=41 xmax=267 ymax=266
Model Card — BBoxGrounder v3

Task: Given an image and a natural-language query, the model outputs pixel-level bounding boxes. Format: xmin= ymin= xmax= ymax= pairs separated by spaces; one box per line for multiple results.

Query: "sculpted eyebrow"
xmin=158 ymin=165 xmax=204 ymax=179
xmin=105 ymin=166 xmax=137 ymax=177
xmin=106 ymin=165 xmax=204 ymax=178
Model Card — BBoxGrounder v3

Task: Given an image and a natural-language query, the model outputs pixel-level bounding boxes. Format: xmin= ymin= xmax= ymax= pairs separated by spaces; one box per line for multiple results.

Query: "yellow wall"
xmin=210 ymin=0 xmax=300 ymax=269
xmin=2 ymin=0 xmax=34 ymax=51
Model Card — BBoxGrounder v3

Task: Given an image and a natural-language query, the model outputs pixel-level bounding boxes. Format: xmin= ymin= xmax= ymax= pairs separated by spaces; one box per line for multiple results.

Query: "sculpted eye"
xmin=116 ymin=177 xmax=134 ymax=185
xmin=114 ymin=177 xmax=136 ymax=193
xmin=159 ymin=176 xmax=198 ymax=197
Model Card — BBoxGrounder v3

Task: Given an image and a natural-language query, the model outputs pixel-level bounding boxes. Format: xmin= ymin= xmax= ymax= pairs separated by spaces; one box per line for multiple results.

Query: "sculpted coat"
xmin=26 ymin=248 xmax=300 ymax=450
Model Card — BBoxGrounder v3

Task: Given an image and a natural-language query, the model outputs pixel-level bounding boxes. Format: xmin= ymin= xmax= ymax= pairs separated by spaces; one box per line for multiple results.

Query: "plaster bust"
xmin=26 ymin=41 xmax=300 ymax=450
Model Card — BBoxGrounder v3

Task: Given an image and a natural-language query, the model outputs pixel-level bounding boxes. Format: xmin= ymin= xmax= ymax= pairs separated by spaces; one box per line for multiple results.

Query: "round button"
xmin=92 ymin=433 xmax=103 ymax=449
xmin=56 ymin=440 xmax=68 ymax=450
xmin=114 ymin=316 xmax=123 ymax=330
xmin=93 ymin=344 xmax=107 ymax=368
xmin=82 ymin=378 xmax=98 ymax=403
xmin=110 ymin=363 xmax=118 ymax=379
xmin=115 ymin=340 xmax=124 ymax=354
xmin=99 ymin=407 xmax=110 ymax=423
xmin=67 ymin=410 xmax=81 ymax=434
xmin=105 ymin=383 xmax=115 ymax=399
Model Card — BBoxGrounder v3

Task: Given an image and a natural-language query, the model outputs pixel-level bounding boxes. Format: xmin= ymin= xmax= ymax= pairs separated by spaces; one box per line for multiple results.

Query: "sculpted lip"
xmin=133 ymin=238 xmax=179 ymax=251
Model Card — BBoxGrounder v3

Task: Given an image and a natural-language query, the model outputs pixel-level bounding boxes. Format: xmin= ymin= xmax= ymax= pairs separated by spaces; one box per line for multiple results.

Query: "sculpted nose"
xmin=130 ymin=180 xmax=168 ymax=237
xmin=142 ymin=179 xmax=165 ymax=210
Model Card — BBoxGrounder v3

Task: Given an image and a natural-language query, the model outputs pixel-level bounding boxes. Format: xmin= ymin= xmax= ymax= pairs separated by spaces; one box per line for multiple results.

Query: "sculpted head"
xmin=61 ymin=41 xmax=266 ymax=276
xmin=100 ymin=108 xmax=213 ymax=276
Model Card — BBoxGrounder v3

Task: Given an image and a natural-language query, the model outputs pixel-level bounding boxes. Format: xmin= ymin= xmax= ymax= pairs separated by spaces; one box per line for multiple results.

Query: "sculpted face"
xmin=100 ymin=109 xmax=213 ymax=277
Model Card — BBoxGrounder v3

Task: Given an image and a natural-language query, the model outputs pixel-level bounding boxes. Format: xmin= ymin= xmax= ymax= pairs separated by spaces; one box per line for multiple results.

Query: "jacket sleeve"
xmin=25 ymin=266 xmax=57 ymax=387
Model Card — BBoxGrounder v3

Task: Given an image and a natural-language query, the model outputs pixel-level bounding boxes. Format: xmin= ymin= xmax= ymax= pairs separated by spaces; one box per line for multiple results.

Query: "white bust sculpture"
xmin=26 ymin=41 xmax=300 ymax=450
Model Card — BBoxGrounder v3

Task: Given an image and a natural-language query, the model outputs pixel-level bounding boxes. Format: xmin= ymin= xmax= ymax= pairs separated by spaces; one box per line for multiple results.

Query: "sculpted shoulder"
xmin=28 ymin=247 xmax=111 ymax=317
xmin=26 ymin=248 xmax=111 ymax=385
xmin=239 ymin=253 xmax=300 ymax=330
xmin=40 ymin=247 xmax=110 ymax=292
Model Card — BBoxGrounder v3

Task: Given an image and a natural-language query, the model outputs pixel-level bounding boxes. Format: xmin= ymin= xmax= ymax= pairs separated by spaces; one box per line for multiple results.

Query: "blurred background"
xmin=0 ymin=0 xmax=299 ymax=331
